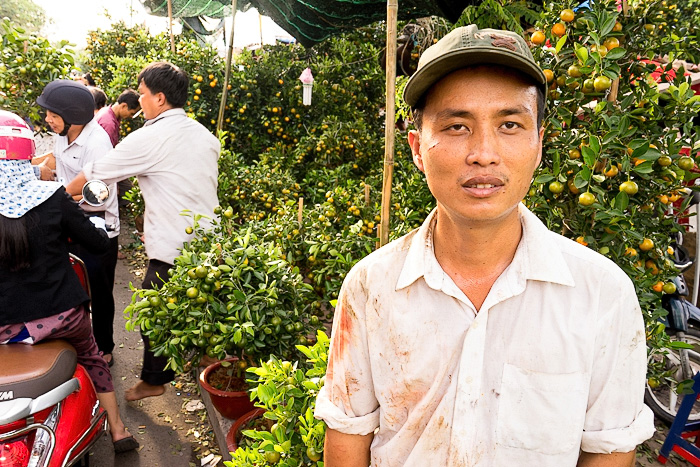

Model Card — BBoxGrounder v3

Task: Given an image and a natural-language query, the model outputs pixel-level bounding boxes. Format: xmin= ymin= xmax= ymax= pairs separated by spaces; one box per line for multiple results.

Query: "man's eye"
xmin=502 ymin=122 xmax=521 ymax=130
xmin=447 ymin=124 xmax=467 ymax=131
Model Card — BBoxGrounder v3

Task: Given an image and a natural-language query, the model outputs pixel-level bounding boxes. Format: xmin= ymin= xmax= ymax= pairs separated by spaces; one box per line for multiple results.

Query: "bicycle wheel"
xmin=645 ymin=329 xmax=700 ymax=425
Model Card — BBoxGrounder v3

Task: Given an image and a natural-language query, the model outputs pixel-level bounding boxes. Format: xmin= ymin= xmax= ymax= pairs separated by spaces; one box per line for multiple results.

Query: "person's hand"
xmin=38 ymin=164 xmax=55 ymax=181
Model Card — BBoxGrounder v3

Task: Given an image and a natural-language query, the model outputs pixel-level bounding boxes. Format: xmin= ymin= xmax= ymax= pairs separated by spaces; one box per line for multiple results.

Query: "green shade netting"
xmin=141 ymin=0 xmax=237 ymax=19
xmin=140 ymin=0 xmax=472 ymax=47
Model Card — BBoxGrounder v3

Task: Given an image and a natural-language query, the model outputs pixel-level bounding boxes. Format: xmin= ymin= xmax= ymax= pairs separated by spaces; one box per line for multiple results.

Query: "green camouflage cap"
xmin=403 ymin=24 xmax=547 ymax=107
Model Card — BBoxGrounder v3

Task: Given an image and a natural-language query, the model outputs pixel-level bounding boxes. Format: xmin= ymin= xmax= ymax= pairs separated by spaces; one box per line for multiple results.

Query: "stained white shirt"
xmin=315 ymin=204 xmax=655 ymax=466
xmin=82 ymin=108 xmax=220 ymax=264
xmin=54 ymin=118 xmax=119 ymax=238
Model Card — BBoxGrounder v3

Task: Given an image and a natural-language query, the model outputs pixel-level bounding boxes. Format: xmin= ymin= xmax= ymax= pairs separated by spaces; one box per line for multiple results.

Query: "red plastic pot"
xmin=225 ymin=408 xmax=266 ymax=453
xmin=199 ymin=358 xmax=255 ymax=420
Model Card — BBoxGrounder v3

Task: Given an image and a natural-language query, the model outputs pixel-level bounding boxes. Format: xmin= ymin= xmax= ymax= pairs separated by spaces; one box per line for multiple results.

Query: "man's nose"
xmin=465 ymin=128 xmax=500 ymax=166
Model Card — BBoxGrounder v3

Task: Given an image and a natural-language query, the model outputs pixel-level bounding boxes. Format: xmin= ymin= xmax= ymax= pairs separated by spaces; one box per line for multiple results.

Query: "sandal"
xmin=113 ymin=436 xmax=139 ymax=453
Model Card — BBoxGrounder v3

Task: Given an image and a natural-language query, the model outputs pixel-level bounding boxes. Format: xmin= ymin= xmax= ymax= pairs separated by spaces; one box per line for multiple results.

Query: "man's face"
xmin=116 ymin=103 xmax=140 ymax=120
xmin=138 ymin=82 xmax=160 ymax=120
xmin=44 ymin=110 xmax=66 ymax=134
xmin=408 ymin=66 xmax=543 ymax=227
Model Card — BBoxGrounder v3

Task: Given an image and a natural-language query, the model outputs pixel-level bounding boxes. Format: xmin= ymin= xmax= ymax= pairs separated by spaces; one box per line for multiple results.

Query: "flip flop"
xmin=113 ymin=436 xmax=139 ymax=453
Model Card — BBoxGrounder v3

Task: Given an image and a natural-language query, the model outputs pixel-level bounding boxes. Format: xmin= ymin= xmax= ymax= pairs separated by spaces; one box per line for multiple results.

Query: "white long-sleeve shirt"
xmin=54 ymin=118 xmax=120 ymax=238
xmin=82 ymin=109 xmax=220 ymax=263
xmin=315 ymin=204 xmax=655 ymax=466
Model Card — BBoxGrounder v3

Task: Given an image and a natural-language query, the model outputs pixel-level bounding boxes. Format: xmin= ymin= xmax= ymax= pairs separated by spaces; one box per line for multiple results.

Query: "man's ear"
xmin=156 ymin=92 xmax=168 ymax=107
xmin=408 ymin=130 xmax=425 ymax=173
xmin=536 ymin=126 xmax=545 ymax=167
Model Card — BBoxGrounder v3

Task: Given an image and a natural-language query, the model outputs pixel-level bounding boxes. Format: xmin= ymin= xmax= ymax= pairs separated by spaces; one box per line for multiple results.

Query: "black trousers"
xmin=140 ymin=259 xmax=175 ymax=386
xmin=69 ymin=236 xmax=119 ymax=355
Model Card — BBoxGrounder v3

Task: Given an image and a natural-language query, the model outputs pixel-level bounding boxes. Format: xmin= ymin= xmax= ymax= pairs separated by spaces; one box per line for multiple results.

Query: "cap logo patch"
xmin=490 ymin=34 xmax=518 ymax=51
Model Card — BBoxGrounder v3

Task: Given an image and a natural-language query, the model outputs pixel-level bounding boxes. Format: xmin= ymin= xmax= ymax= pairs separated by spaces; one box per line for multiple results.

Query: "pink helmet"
xmin=0 ymin=110 xmax=35 ymax=160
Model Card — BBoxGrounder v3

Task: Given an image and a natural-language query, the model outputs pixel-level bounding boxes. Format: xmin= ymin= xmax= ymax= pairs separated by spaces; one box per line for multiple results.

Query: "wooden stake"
xmin=167 ymin=0 xmax=175 ymax=53
xmin=379 ymin=0 xmax=398 ymax=248
xmin=607 ymin=77 xmax=620 ymax=103
xmin=298 ymin=198 xmax=304 ymax=227
xmin=364 ymin=184 xmax=371 ymax=206
xmin=259 ymin=10 xmax=264 ymax=47
xmin=217 ymin=0 xmax=238 ymax=134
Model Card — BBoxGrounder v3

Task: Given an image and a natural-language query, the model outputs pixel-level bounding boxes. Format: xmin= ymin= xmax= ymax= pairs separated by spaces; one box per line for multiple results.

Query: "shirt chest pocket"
xmin=58 ymin=154 xmax=83 ymax=181
xmin=495 ymin=363 xmax=589 ymax=455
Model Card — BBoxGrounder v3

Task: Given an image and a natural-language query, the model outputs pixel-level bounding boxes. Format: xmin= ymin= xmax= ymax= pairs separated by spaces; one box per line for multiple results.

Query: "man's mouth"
xmin=461 ymin=177 xmax=505 ymax=196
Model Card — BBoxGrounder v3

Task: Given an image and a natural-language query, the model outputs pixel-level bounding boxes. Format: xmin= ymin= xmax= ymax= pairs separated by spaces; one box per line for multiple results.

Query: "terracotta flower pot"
xmin=199 ymin=358 xmax=255 ymax=420
xmin=226 ymin=408 xmax=266 ymax=452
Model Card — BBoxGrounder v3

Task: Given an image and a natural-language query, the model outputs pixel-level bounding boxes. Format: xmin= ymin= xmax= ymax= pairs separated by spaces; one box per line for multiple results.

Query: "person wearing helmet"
xmin=36 ymin=79 xmax=121 ymax=368
xmin=0 ymin=110 xmax=138 ymax=453
xmin=65 ymin=61 xmax=220 ymax=402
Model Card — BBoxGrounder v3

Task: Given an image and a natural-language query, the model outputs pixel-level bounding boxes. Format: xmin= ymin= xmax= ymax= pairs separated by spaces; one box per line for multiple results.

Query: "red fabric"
xmin=96 ymin=106 xmax=120 ymax=147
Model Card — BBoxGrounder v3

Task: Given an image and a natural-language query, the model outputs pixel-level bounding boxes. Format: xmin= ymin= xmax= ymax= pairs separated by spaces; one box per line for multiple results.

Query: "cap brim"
xmin=403 ymin=47 xmax=547 ymax=107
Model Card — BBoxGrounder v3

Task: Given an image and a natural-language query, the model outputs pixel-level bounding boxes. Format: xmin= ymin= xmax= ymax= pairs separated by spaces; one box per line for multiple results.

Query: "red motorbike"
xmin=0 ymin=181 xmax=111 ymax=467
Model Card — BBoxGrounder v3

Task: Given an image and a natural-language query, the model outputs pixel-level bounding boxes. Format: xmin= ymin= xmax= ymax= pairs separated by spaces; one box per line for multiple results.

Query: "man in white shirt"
xmin=36 ymin=80 xmax=121 ymax=367
xmin=66 ymin=62 xmax=220 ymax=402
xmin=314 ymin=25 xmax=655 ymax=466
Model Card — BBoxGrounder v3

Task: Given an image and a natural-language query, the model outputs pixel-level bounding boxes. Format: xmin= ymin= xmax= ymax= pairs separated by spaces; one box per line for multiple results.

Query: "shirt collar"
xmin=395 ymin=204 xmax=575 ymax=292
xmin=69 ymin=118 xmax=99 ymax=148
xmin=143 ymin=108 xmax=186 ymax=127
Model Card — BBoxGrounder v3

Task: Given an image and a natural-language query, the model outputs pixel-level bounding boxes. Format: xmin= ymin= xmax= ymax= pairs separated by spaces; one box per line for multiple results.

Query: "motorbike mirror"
xmin=81 ymin=180 xmax=110 ymax=207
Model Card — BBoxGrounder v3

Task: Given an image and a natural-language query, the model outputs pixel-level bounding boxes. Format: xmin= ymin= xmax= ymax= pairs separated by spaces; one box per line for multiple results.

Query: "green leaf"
xmin=534 ymin=174 xmax=555 ymax=183
xmin=613 ymin=191 xmax=629 ymax=211
xmin=574 ymin=170 xmax=589 ymax=188
xmin=632 ymin=162 xmax=654 ymax=174
xmin=575 ymin=44 xmax=589 ymax=63
xmin=668 ymin=341 xmax=694 ymax=350
xmin=257 ymin=382 xmax=275 ymax=404
xmin=582 ymin=146 xmax=597 ymax=168
xmin=555 ymin=35 xmax=567 ymax=54
xmin=605 ymin=47 xmax=626 ymax=60
xmin=233 ymin=290 xmax=246 ymax=302
xmin=599 ymin=15 xmax=618 ymax=36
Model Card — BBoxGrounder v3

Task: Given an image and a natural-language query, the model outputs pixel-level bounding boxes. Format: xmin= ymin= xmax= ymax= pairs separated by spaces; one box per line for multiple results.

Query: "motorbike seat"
xmin=0 ymin=340 xmax=77 ymax=400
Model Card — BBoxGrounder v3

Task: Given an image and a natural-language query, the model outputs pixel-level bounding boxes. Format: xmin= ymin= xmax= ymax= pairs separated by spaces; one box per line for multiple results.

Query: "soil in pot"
xmin=200 ymin=358 xmax=256 ymax=419
xmin=208 ymin=365 xmax=248 ymax=392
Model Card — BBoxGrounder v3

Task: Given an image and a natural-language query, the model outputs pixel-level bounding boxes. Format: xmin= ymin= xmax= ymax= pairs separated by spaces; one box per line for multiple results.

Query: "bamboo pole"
xmin=379 ymin=0 xmax=398 ymax=247
xmin=298 ymin=198 xmax=304 ymax=227
xmin=259 ymin=10 xmax=264 ymax=47
xmin=364 ymin=184 xmax=371 ymax=206
xmin=217 ymin=0 xmax=238 ymax=134
xmin=167 ymin=0 xmax=175 ymax=53
xmin=608 ymin=0 xmax=628 ymax=103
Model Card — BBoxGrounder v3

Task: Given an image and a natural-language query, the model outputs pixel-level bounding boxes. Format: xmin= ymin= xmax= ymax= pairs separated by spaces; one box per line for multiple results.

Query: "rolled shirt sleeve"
xmin=581 ymin=277 xmax=656 ymax=453
xmin=314 ymin=266 xmax=380 ymax=435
